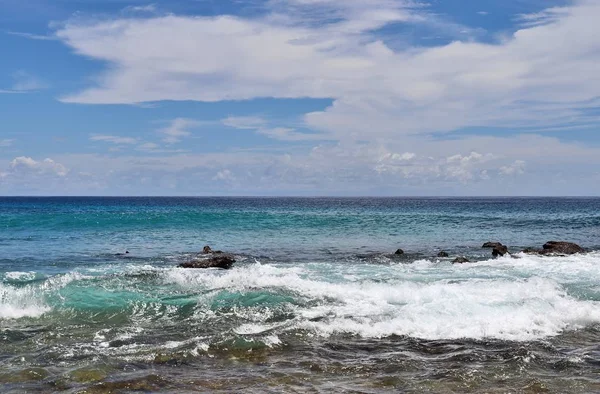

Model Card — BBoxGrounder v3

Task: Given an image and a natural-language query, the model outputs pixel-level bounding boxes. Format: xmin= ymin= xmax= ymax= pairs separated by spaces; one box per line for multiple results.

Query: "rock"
xmin=540 ymin=241 xmax=584 ymax=255
xmin=179 ymin=255 xmax=235 ymax=269
xmin=452 ymin=257 xmax=470 ymax=264
xmin=437 ymin=251 xmax=449 ymax=257
xmin=482 ymin=242 xmax=503 ymax=248
xmin=492 ymin=245 xmax=509 ymax=257
xmin=69 ymin=367 xmax=108 ymax=383
xmin=521 ymin=248 xmax=540 ymax=254
xmin=202 ymin=245 xmax=223 ymax=254
xmin=394 ymin=249 xmax=404 ymax=255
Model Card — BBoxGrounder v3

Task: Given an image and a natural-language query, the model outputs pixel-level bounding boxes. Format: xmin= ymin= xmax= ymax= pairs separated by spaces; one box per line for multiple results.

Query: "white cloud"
xmin=500 ymin=160 xmax=526 ymax=175
xmin=137 ymin=142 xmax=160 ymax=151
xmin=123 ymin=4 xmax=157 ymax=13
xmin=222 ymin=116 xmax=267 ymax=130
xmin=222 ymin=115 xmax=329 ymax=141
xmin=212 ymin=169 xmax=235 ymax=182
xmin=90 ymin=134 xmax=138 ymax=144
xmin=2 ymin=131 xmax=599 ymax=195
xmin=10 ymin=0 xmax=597 ymax=195
xmin=6 ymin=31 xmax=58 ymax=41
xmin=159 ymin=118 xmax=199 ymax=144
xmin=1 ymin=71 xmax=47 ymax=93
xmin=8 ymin=157 xmax=69 ymax=177
xmin=516 ymin=7 xmax=570 ymax=27
xmin=0 ymin=139 xmax=14 ymax=147
xmin=54 ymin=0 xmax=600 ymax=142
xmin=257 ymin=127 xmax=323 ymax=141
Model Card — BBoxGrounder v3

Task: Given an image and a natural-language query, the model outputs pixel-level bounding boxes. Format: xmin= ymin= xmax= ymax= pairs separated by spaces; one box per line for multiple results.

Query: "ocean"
xmin=1 ymin=197 xmax=599 ymax=393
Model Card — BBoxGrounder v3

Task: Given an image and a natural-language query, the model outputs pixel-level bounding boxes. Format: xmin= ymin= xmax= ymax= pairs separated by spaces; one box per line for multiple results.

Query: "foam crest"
xmin=0 ymin=271 xmax=89 ymax=319
xmin=3 ymin=271 xmax=40 ymax=282
xmin=167 ymin=261 xmax=600 ymax=341
xmin=297 ymin=277 xmax=600 ymax=341
xmin=0 ymin=283 xmax=50 ymax=319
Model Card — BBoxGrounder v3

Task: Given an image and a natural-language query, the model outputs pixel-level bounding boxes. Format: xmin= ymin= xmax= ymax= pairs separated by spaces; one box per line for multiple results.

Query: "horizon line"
xmin=1 ymin=195 xmax=600 ymax=199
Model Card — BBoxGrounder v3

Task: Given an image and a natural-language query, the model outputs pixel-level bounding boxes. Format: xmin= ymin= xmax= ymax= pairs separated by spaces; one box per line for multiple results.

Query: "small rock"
xmin=482 ymin=242 xmax=503 ymax=248
xmin=437 ymin=251 xmax=449 ymax=257
xmin=452 ymin=257 xmax=470 ymax=264
xmin=394 ymin=249 xmax=404 ymax=255
xmin=540 ymin=241 xmax=584 ymax=255
xmin=492 ymin=245 xmax=509 ymax=257
xmin=202 ymin=245 xmax=212 ymax=254
xmin=521 ymin=248 xmax=540 ymax=255
xmin=179 ymin=255 xmax=235 ymax=269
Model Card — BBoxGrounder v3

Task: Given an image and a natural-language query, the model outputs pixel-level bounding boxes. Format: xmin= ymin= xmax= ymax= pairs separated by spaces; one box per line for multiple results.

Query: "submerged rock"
xmin=179 ymin=255 xmax=235 ymax=269
xmin=69 ymin=367 xmax=108 ymax=383
xmin=452 ymin=257 xmax=470 ymax=264
xmin=437 ymin=251 xmax=449 ymax=258
xmin=540 ymin=241 xmax=584 ymax=255
xmin=492 ymin=245 xmax=509 ymax=257
xmin=394 ymin=249 xmax=405 ymax=255
xmin=482 ymin=242 xmax=503 ymax=248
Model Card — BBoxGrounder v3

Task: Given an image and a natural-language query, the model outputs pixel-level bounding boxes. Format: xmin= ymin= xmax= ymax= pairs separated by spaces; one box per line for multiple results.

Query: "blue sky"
xmin=1 ymin=0 xmax=600 ymax=196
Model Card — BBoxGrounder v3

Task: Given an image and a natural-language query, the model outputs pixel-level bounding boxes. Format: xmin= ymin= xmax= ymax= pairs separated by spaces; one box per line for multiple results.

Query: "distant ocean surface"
xmin=1 ymin=197 xmax=599 ymax=393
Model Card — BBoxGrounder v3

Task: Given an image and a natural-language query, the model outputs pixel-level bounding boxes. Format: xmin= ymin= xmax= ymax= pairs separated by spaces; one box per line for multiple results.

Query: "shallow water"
xmin=1 ymin=197 xmax=599 ymax=392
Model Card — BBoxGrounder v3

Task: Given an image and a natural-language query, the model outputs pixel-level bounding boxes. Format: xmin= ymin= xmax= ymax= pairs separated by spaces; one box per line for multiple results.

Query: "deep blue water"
xmin=1 ymin=197 xmax=599 ymax=393
xmin=2 ymin=197 xmax=600 ymax=262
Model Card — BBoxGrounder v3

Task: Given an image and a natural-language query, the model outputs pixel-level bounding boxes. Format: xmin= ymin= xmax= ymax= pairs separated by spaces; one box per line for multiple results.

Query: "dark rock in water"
xmin=452 ymin=257 xmax=470 ymax=264
xmin=202 ymin=245 xmax=223 ymax=254
xmin=540 ymin=241 xmax=584 ymax=255
xmin=492 ymin=245 xmax=509 ymax=257
xmin=482 ymin=242 xmax=503 ymax=248
xmin=394 ymin=249 xmax=404 ymax=255
xmin=179 ymin=255 xmax=235 ymax=269
xmin=521 ymin=248 xmax=541 ymax=255
xmin=437 ymin=251 xmax=449 ymax=257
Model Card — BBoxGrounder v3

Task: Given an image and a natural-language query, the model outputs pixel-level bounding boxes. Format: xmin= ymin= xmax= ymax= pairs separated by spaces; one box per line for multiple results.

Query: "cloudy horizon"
xmin=1 ymin=0 xmax=600 ymax=196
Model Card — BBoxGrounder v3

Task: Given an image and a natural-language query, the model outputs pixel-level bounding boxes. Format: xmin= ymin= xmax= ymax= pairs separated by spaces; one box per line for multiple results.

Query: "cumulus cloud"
xmin=6 ymin=157 xmax=68 ymax=177
xmin=212 ymin=169 xmax=236 ymax=182
xmin=2 ymin=130 xmax=598 ymax=195
xmin=500 ymin=160 xmax=526 ymax=175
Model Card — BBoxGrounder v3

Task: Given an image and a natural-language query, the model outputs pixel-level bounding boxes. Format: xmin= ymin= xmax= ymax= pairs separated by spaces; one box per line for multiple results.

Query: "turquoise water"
xmin=1 ymin=197 xmax=600 ymax=392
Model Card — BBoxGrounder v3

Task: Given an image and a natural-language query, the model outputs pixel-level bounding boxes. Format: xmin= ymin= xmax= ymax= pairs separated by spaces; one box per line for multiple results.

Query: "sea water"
xmin=1 ymin=197 xmax=599 ymax=392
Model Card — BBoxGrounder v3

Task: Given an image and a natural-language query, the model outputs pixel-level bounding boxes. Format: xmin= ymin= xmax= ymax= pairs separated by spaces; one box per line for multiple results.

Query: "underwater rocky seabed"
xmin=1 ymin=197 xmax=600 ymax=393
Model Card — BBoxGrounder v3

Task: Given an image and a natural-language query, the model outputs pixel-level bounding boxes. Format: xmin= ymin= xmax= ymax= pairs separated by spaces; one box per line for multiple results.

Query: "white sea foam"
xmin=3 ymin=271 xmax=39 ymax=282
xmin=0 ymin=283 xmax=50 ymax=319
xmin=0 ymin=271 xmax=87 ymax=319
xmin=166 ymin=254 xmax=600 ymax=341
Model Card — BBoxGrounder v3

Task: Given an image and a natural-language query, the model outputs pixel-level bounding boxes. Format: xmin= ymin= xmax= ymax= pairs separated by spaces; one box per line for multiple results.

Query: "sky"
xmin=1 ymin=0 xmax=600 ymax=196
